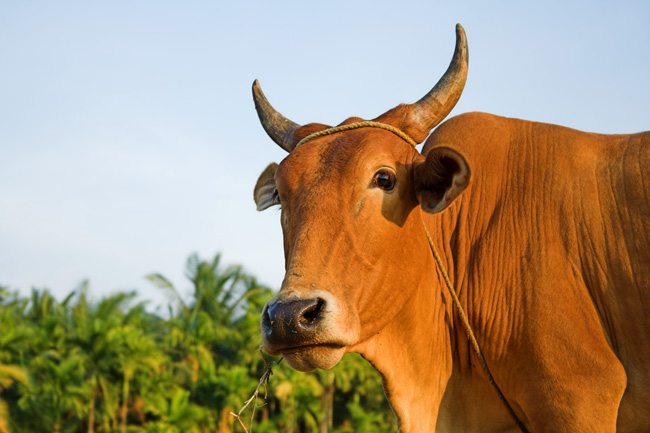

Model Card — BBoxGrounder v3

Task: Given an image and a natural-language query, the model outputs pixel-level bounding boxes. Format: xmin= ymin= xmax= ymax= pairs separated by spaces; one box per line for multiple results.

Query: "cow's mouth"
xmin=265 ymin=343 xmax=347 ymax=372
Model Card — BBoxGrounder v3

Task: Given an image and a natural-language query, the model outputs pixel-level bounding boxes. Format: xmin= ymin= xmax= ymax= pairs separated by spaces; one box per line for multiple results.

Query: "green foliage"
xmin=0 ymin=254 xmax=394 ymax=433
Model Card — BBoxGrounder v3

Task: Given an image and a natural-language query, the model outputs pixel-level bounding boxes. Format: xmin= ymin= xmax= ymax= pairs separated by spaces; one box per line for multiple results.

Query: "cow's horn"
xmin=253 ymin=79 xmax=301 ymax=152
xmin=410 ymin=23 xmax=468 ymax=132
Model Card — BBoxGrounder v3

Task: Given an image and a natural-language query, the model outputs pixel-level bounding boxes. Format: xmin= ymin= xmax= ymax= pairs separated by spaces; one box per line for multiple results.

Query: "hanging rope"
xmin=422 ymin=224 xmax=529 ymax=433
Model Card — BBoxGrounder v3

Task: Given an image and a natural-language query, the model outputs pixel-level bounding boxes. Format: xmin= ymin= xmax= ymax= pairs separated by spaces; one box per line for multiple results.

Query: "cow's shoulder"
xmin=422 ymin=112 xmax=523 ymax=157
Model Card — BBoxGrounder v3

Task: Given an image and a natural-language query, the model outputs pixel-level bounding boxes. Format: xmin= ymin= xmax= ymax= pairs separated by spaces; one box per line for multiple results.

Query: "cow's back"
xmin=426 ymin=112 xmax=650 ymax=430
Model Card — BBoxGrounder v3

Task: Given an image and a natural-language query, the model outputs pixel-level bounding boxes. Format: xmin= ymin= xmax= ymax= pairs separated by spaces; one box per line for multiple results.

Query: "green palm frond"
xmin=0 ymin=364 xmax=29 ymax=389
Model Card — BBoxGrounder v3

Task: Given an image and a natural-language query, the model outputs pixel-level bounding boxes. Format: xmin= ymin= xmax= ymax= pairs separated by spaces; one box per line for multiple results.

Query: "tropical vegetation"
xmin=0 ymin=253 xmax=395 ymax=433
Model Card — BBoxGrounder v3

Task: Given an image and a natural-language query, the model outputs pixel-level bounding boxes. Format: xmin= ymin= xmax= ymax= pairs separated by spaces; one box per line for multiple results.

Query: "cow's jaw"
xmin=273 ymin=345 xmax=346 ymax=372
xmin=260 ymin=288 xmax=361 ymax=372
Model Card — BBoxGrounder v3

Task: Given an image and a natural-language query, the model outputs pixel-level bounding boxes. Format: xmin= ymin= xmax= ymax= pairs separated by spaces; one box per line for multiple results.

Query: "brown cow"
xmin=252 ymin=24 xmax=650 ymax=433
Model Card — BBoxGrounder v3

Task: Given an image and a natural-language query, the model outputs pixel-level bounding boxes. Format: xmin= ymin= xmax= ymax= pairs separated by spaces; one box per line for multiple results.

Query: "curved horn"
xmin=252 ymin=79 xmax=301 ymax=152
xmin=410 ymin=24 xmax=468 ymax=132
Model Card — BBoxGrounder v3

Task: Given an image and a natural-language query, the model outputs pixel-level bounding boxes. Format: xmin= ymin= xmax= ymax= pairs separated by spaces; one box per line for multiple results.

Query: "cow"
xmin=251 ymin=24 xmax=650 ymax=433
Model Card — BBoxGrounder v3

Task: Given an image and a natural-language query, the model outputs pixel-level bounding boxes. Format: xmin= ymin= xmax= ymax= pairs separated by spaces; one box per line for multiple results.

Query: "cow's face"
xmin=252 ymin=25 xmax=469 ymax=371
xmin=255 ymin=122 xmax=470 ymax=371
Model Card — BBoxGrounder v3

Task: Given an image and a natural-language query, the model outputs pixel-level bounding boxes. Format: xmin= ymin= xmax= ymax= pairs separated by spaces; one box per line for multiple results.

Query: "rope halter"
xmin=295 ymin=121 xmax=418 ymax=148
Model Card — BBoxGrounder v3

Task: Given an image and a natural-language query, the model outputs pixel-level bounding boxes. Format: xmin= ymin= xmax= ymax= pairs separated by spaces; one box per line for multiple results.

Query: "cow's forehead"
xmin=276 ymin=126 xmax=419 ymax=190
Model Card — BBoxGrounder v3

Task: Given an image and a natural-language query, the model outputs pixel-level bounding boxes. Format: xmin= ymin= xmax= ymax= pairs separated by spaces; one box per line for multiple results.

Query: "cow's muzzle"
xmin=260 ymin=289 xmax=360 ymax=371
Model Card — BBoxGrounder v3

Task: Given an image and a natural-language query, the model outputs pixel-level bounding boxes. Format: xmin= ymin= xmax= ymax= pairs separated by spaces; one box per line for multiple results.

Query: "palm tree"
xmin=0 ymin=288 xmax=32 ymax=433
xmin=331 ymin=353 xmax=396 ymax=433
xmin=147 ymin=253 xmax=275 ymax=432
xmin=144 ymin=388 xmax=206 ymax=433
xmin=107 ymin=322 xmax=163 ymax=433
xmin=67 ymin=283 xmax=138 ymax=433
xmin=148 ymin=253 xmax=267 ymax=330
xmin=17 ymin=349 xmax=91 ymax=433
xmin=4 ymin=287 xmax=91 ymax=433
xmin=0 ymin=364 xmax=29 ymax=433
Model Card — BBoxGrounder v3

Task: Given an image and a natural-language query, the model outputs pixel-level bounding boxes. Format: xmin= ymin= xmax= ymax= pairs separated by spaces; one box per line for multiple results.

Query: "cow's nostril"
xmin=300 ymin=298 xmax=325 ymax=325
xmin=265 ymin=298 xmax=327 ymax=345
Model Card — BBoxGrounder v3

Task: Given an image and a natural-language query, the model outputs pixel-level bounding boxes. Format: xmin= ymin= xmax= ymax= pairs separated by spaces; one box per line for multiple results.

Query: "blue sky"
xmin=1 ymin=1 xmax=649 ymax=310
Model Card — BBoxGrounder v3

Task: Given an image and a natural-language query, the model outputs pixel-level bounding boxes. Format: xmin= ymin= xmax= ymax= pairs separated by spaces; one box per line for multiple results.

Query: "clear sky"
xmin=1 ymin=1 xmax=649 ymax=311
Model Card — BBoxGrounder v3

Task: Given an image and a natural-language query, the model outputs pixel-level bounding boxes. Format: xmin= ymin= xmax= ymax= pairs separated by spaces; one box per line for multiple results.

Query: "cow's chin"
xmin=278 ymin=345 xmax=346 ymax=372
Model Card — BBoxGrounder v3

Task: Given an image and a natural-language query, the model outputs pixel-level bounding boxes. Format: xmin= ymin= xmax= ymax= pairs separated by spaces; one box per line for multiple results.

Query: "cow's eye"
xmin=373 ymin=169 xmax=396 ymax=191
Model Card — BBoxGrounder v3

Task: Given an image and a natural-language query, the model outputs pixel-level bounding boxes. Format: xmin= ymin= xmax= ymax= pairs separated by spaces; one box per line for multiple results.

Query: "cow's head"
xmin=253 ymin=25 xmax=470 ymax=372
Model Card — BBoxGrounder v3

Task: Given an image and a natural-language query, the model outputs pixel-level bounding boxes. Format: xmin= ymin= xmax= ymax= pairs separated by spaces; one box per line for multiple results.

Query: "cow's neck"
xmin=353 ymin=214 xmax=457 ymax=432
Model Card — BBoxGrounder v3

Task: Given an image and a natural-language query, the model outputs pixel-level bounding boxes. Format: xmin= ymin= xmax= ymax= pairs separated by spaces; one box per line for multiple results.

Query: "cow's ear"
xmin=414 ymin=146 xmax=470 ymax=213
xmin=254 ymin=163 xmax=279 ymax=211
